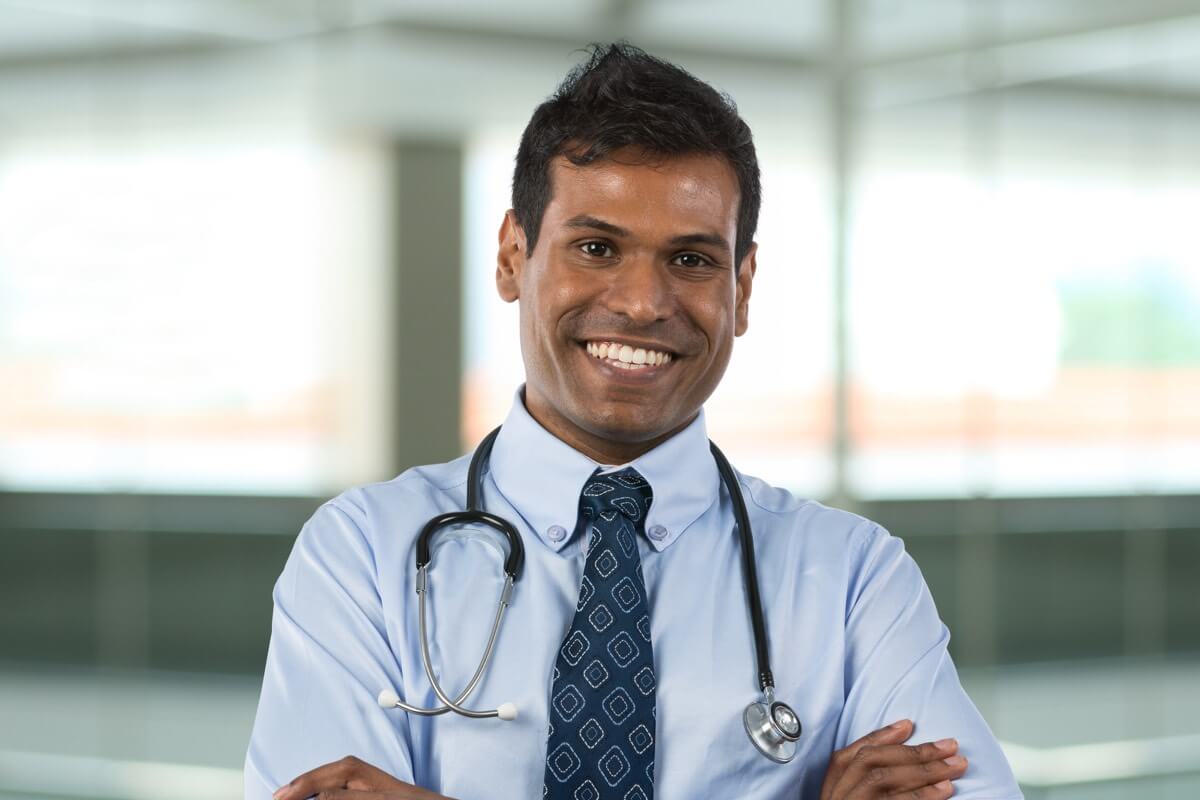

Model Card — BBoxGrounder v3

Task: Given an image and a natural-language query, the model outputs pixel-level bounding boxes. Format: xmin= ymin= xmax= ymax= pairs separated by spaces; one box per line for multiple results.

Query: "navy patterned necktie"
xmin=543 ymin=467 xmax=657 ymax=800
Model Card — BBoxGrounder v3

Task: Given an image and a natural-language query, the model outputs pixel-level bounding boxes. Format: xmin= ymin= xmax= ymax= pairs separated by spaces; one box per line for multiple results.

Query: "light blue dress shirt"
xmin=245 ymin=390 xmax=1022 ymax=799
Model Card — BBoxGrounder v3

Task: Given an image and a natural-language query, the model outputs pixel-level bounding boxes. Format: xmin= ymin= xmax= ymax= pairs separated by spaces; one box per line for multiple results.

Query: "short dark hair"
xmin=512 ymin=42 xmax=761 ymax=269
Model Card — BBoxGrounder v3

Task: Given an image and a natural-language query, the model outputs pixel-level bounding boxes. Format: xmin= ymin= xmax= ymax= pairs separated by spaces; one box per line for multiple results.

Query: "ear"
xmin=496 ymin=209 xmax=526 ymax=303
xmin=734 ymin=242 xmax=757 ymax=336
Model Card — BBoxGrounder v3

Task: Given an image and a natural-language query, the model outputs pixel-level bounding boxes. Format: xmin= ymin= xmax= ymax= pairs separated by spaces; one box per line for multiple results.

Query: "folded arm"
xmin=831 ymin=524 xmax=1022 ymax=799
xmin=245 ymin=501 xmax=420 ymax=799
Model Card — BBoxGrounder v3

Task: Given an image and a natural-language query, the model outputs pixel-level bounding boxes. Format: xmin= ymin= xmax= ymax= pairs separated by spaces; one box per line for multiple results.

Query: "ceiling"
xmin=0 ymin=0 xmax=1198 ymax=80
xmin=0 ymin=0 xmax=1198 ymax=138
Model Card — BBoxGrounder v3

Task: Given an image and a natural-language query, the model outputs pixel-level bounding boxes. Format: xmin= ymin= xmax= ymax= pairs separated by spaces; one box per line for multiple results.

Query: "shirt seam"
xmin=314 ymin=499 xmax=384 ymax=607
xmin=334 ymin=467 xmax=471 ymax=502
xmin=735 ymin=471 xmax=817 ymax=518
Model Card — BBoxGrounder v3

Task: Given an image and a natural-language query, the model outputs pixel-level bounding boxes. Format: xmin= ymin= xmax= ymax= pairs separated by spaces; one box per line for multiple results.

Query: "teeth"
xmin=585 ymin=341 xmax=672 ymax=368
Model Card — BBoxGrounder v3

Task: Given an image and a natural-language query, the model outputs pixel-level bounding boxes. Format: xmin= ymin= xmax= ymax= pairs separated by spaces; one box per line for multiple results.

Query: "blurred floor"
xmin=0 ymin=662 xmax=253 ymax=800
xmin=0 ymin=657 xmax=1197 ymax=799
xmin=960 ymin=656 xmax=1200 ymax=799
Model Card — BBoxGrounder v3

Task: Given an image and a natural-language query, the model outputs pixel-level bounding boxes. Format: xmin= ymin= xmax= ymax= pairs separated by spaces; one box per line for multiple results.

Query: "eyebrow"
xmin=668 ymin=232 xmax=731 ymax=252
xmin=564 ymin=215 xmax=630 ymax=237
xmin=564 ymin=215 xmax=731 ymax=252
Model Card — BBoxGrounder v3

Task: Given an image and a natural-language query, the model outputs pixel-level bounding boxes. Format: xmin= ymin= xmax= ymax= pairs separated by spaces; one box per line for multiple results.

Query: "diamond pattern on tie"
xmin=543 ymin=467 xmax=656 ymax=800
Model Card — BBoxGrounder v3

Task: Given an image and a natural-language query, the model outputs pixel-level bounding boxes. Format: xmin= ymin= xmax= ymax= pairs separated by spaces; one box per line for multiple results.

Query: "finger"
xmin=342 ymin=759 xmax=399 ymax=791
xmin=843 ymin=754 xmax=967 ymax=799
xmin=276 ymin=755 xmax=384 ymax=800
xmin=824 ymin=721 xmax=914 ymax=798
xmin=835 ymin=739 xmax=959 ymax=798
xmin=316 ymin=788 xmax=450 ymax=800
xmin=847 ymin=720 xmax=915 ymax=754
xmin=887 ymin=779 xmax=956 ymax=799
xmin=830 ymin=720 xmax=914 ymax=773
xmin=892 ymin=739 xmax=959 ymax=766
xmin=886 ymin=757 xmax=967 ymax=794
xmin=275 ymin=759 xmax=350 ymax=800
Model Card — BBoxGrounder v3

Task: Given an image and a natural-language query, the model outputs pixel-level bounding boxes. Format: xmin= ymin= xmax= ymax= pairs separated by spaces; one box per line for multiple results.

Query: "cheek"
xmin=518 ymin=276 xmax=583 ymax=362
xmin=696 ymin=295 xmax=739 ymax=344
xmin=518 ymin=273 xmax=554 ymax=339
xmin=545 ymin=283 xmax=584 ymax=323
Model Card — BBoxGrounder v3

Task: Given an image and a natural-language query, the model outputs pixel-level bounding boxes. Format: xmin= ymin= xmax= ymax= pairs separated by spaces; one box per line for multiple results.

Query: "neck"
xmin=522 ymin=390 xmax=696 ymax=465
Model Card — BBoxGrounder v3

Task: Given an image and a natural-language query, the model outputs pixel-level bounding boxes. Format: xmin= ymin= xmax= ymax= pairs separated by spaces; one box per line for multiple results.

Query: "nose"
xmin=603 ymin=253 xmax=673 ymax=325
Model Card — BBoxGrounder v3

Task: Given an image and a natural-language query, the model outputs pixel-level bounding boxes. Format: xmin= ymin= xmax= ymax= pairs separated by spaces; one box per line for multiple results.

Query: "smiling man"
xmin=246 ymin=44 xmax=1022 ymax=800
xmin=499 ymin=149 xmax=748 ymax=465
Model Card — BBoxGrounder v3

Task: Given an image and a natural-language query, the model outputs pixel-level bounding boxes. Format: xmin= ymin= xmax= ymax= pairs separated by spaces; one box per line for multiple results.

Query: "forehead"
xmin=544 ymin=151 xmax=740 ymax=238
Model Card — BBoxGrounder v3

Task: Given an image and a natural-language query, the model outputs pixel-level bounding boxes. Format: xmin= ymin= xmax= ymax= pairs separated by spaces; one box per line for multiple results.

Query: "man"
xmin=246 ymin=44 xmax=1022 ymax=800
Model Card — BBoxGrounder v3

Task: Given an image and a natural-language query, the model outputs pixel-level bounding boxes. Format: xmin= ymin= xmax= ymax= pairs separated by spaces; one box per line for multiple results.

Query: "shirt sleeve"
xmin=244 ymin=499 xmax=416 ymax=799
xmin=834 ymin=524 xmax=1023 ymax=799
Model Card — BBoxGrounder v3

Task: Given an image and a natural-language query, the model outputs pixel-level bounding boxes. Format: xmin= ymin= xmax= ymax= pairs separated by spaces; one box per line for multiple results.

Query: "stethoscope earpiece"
xmin=743 ymin=690 xmax=802 ymax=764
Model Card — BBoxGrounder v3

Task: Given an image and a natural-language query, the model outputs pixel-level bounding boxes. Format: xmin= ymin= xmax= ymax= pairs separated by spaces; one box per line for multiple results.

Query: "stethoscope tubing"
xmin=709 ymin=441 xmax=775 ymax=694
xmin=383 ymin=425 xmax=800 ymax=762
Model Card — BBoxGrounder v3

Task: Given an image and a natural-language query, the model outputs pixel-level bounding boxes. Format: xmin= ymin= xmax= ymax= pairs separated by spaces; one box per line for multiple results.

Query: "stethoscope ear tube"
xmin=414 ymin=566 xmax=518 ymax=720
xmin=376 ymin=565 xmax=519 ymax=720
xmin=376 ymin=565 xmax=520 ymax=720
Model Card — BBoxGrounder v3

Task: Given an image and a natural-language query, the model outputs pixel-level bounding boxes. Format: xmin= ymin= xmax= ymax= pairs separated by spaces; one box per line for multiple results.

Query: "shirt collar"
xmin=488 ymin=387 xmax=720 ymax=554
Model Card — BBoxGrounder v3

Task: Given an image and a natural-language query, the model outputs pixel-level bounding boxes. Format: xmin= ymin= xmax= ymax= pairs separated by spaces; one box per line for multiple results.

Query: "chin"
xmin=576 ymin=406 xmax=681 ymax=446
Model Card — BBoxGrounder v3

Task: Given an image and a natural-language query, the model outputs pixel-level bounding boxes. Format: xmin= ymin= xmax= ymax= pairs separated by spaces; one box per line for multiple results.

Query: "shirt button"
xmin=547 ymin=525 xmax=567 ymax=542
xmin=648 ymin=524 xmax=668 ymax=541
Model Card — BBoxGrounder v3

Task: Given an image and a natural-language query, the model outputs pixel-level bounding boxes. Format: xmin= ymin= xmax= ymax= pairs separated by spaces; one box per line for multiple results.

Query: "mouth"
xmin=583 ymin=340 xmax=675 ymax=371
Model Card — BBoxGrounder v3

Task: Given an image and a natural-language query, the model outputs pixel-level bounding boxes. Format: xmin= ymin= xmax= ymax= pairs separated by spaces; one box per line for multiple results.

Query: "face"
xmin=496 ymin=149 xmax=756 ymax=464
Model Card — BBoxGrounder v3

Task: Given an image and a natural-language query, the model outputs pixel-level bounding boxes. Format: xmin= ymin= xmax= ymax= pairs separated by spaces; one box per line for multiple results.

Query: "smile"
xmin=585 ymin=340 xmax=673 ymax=370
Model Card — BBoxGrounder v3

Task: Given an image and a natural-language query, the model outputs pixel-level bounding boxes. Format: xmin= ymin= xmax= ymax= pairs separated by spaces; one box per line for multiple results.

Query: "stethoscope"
xmin=378 ymin=426 xmax=803 ymax=764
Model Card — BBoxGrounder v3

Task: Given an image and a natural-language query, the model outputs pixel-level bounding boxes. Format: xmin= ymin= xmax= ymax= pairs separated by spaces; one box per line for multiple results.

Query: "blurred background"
xmin=1 ymin=1 xmax=1198 ymax=798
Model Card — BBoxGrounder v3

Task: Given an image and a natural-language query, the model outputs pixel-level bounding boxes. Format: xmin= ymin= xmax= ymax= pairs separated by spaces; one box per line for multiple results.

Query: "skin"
xmin=820 ymin=720 xmax=968 ymax=800
xmin=495 ymin=149 xmax=755 ymax=464
xmin=274 ymin=152 xmax=966 ymax=798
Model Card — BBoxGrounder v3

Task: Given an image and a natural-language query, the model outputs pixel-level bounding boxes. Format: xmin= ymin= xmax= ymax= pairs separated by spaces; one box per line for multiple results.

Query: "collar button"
xmin=547 ymin=524 xmax=567 ymax=543
xmin=648 ymin=524 xmax=668 ymax=541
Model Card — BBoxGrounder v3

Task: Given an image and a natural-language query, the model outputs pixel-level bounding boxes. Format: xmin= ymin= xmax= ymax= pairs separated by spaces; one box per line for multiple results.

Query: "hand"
xmin=273 ymin=755 xmax=455 ymax=800
xmin=819 ymin=719 xmax=968 ymax=799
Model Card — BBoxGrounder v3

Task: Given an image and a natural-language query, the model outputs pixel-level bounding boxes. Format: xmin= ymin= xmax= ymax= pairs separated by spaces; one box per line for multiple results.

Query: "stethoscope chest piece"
xmin=743 ymin=694 xmax=802 ymax=764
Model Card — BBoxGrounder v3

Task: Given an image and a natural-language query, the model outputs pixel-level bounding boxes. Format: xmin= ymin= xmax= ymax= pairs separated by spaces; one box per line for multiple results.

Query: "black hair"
xmin=511 ymin=42 xmax=761 ymax=269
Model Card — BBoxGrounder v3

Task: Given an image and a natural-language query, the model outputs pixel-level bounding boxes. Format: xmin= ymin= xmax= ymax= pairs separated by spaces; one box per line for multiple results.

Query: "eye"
xmin=581 ymin=241 xmax=614 ymax=258
xmin=674 ymin=252 xmax=711 ymax=269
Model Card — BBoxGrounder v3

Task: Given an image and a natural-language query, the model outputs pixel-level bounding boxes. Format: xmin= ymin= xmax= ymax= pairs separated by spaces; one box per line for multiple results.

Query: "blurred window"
xmin=850 ymin=104 xmax=1200 ymax=498
xmin=0 ymin=133 xmax=391 ymax=494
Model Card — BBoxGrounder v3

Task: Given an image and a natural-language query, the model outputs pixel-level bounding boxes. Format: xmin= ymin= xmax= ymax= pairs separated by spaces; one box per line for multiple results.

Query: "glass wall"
xmin=0 ymin=132 xmax=394 ymax=494
xmin=851 ymin=87 xmax=1200 ymax=499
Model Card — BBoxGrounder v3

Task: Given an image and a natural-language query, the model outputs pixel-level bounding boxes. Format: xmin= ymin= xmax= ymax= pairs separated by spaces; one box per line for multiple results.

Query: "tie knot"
xmin=579 ymin=467 xmax=653 ymax=525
